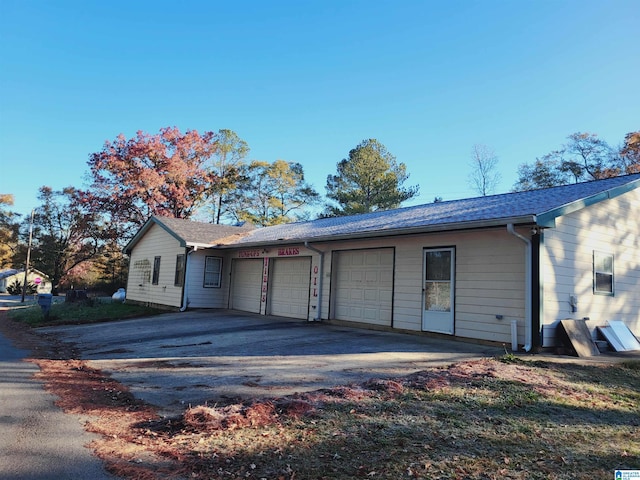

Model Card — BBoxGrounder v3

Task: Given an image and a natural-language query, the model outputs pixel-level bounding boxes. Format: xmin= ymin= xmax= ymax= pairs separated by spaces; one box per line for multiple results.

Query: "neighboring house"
xmin=0 ymin=268 xmax=53 ymax=294
xmin=124 ymin=174 xmax=640 ymax=351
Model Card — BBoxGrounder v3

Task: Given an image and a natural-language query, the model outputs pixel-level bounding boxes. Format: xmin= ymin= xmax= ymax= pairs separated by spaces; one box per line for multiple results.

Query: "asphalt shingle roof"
xmin=127 ymin=174 xmax=640 ymax=251
xmin=224 ymin=173 xmax=640 ymax=246
xmin=153 ymin=216 xmax=254 ymax=246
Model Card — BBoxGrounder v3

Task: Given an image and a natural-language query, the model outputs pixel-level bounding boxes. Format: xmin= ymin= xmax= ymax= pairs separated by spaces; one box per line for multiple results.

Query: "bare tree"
xmin=468 ymin=144 xmax=501 ymax=196
xmin=512 ymin=131 xmax=623 ymax=191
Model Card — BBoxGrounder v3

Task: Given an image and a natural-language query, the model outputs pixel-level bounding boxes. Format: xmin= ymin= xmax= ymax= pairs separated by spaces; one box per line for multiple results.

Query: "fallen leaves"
xmin=12 ymin=330 xmax=639 ymax=480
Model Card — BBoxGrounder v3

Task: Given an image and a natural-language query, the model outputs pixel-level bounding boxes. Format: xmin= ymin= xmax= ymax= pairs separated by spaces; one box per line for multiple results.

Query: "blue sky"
xmin=1 ymin=0 xmax=638 ymax=218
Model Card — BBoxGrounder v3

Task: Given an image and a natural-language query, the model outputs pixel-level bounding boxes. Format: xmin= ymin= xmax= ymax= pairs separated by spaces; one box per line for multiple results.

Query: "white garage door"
xmin=230 ymin=259 xmax=263 ymax=314
xmin=268 ymin=257 xmax=311 ymax=319
xmin=333 ymin=248 xmax=394 ymax=326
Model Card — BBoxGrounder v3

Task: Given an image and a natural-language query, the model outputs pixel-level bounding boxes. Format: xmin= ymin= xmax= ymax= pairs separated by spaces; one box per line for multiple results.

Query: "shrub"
xmin=6 ymin=280 xmax=38 ymax=295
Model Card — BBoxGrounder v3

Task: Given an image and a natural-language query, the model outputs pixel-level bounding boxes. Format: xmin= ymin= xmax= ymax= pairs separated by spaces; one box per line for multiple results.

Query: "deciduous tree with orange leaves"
xmin=619 ymin=131 xmax=640 ymax=174
xmin=83 ymin=126 xmax=219 ymax=239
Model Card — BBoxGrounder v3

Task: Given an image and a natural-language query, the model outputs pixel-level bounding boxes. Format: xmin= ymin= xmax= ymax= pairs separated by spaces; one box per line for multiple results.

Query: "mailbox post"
xmin=37 ymin=293 xmax=53 ymax=319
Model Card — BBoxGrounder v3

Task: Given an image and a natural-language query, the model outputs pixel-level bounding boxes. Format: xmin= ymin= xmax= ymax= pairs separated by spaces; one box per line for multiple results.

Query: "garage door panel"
xmin=365 ymin=271 xmax=378 ymax=283
xmin=364 ymin=289 xmax=379 ymax=302
xmin=231 ymin=259 xmax=262 ymax=314
xmin=365 ymin=253 xmax=381 ymax=265
xmin=334 ymin=248 xmax=394 ymax=326
xmin=269 ymin=257 xmax=311 ymax=319
xmin=351 ymin=253 xmax=364 ymax=265
xmin=363 ymin=308 xmax=378 ymax=321
xmin=351 ymin=289 xmax=363 ymax=301
xmin=379 ymin=289 xmax=393 ymax=302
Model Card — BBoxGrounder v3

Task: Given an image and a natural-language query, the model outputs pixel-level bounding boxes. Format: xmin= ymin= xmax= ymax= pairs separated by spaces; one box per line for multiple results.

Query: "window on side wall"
xmin=593 ymin=251 xmax=614 ymax=295
xmin=204 ymin=256 xmax=222 ymax=288
xmin=152 ymin=256 xmax=161 ymax=285
xmin=174 ymin=254 xmax=185 ymax=287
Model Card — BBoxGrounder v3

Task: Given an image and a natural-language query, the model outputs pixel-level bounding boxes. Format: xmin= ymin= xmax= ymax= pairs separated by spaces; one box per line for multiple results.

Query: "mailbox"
xmin=37 ymin=293 xmax=53 ymax=318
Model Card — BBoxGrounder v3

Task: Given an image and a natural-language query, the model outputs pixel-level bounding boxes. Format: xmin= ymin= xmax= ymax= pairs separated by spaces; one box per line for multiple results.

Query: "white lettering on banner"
xmin=277 ymin=247 xmax=300 ymax=256
xmin=615 ymin=471 xmax=640 ymax=480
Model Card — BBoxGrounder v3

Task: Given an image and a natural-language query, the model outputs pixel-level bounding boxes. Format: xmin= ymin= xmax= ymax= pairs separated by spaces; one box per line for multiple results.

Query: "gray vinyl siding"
xmin=125 ymin=224 xmax=529 ymax=344
xmin=392 ymin=241 xmax=423 ymax=330
xmin=124 ymin=176 xmax=640 ymax=346
xmin=126 ymin=224 xmax=184 ymax=308
xmin=449 ymin=230 xmax=525 ymax=344
xmin=542 ymin=188 xmax=640 ymax=339
xmin=183 ymin=250 xmax=231 ymax=308
xmin=314 ymin=228 xmax=526 ymax=345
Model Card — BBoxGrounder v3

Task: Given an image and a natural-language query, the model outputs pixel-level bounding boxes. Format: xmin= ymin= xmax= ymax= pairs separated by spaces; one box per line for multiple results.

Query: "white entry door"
xmin=422 ymin=248 xmax=455 ymax=334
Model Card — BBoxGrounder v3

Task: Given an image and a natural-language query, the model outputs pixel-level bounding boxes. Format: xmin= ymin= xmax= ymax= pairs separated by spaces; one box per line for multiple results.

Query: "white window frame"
xmin=152 ymin=256 xmax=161 ymax=285
xmin=204 ymin=256 xmax=223 ymax=288
xmin=174 ymin=254 xmax=185 ymax=287
xmin=593 ymin=251 xmax=614 ymax=296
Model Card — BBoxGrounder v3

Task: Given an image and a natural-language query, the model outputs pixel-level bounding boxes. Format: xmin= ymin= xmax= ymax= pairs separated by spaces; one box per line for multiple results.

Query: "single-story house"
xmin=0 ymin=268 xmax=53 ymax=294
xmin=124 ymin=173 xmax=640 ymax=351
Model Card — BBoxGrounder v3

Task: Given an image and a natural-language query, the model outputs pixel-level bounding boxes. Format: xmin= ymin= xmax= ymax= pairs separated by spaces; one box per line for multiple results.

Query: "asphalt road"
xmin=39 ymin=310 xmax=504 ymax=415
xmin=0 ymin=309 xmax=116 ymax=480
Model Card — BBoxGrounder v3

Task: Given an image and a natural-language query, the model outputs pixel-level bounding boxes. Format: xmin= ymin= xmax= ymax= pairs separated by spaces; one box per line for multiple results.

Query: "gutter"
xmin=304 ymin=241 xmax=325 ymax=321
xmin=179 ymin=246 xmax=197 ymax=312
xmin=507 ymin=224 xmax=533 ymax=352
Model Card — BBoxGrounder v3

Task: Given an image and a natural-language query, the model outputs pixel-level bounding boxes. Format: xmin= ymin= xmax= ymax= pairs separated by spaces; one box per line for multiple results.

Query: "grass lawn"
xmin=6 ymin=302 xmax=638 ymax=479
xmin=41 ymin=355 xmax=637 ymax=480
xmin=153 ymin=357 xmax=638 ymax=480
xmin=7 ymin=298 xmax=163 ymax=326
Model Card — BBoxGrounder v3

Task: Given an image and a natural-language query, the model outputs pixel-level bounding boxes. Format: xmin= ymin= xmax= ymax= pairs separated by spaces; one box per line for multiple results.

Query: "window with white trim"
xmin=593 ymin=251 xmax=614 ymax=295
xmin=204 ymin=256 xmax=222 ymax=288
xmin=152 ymin=256 xmax=161 ymax=285
xmin=174 ymin=254 xmax=185 ymax=287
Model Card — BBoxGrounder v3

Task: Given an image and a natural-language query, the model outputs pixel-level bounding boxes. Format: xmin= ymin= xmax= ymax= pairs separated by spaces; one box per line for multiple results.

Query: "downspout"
xmin=304 ymin=241 xmax=324 ymax=321
xmin=179 ymin=246 xmax=196 ymax=312
xmin=507 ymin=224 xmax=532 ymax=352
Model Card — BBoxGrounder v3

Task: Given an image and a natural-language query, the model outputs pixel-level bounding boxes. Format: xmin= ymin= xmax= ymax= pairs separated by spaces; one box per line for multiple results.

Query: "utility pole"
xmin=21 ymin=210 xmax=34 ymax=303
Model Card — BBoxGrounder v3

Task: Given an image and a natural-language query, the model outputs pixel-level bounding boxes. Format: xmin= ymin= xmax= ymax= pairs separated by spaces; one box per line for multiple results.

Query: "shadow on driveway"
xmin=39 ymin=310 xmax=503 ymax=415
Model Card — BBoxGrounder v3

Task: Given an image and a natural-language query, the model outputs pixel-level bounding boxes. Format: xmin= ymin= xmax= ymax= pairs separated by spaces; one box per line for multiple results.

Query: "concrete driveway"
xmin=40 ymin=310 xmax=503 ymax=415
